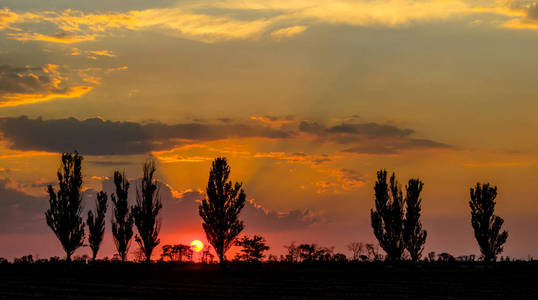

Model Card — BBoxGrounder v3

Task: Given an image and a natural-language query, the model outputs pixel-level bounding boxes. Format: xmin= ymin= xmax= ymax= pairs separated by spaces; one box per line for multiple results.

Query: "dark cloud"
xmin=0 ymin=179 xmax=48 ymax=234
xmin=299 ymin=120 xmax=450 ymax=154
xmin=0 ymin=116 xmax=291 ymax=155
xmin=0 ymin=65 xmax=59 ymax=95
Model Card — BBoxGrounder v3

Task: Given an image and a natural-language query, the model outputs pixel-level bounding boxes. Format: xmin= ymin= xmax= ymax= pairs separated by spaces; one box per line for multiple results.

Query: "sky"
xmin=1 ymin=0 xmax=538 ymax=261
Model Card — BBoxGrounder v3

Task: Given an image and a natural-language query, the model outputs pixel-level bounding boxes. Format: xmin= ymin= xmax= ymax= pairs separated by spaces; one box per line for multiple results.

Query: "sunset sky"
xmin=1 ymin=0 xmax=538 ymax=260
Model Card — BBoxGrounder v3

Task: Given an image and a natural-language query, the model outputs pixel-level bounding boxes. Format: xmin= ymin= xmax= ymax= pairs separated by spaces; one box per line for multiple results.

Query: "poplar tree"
xmin=403 ymin=179 xmax=427 ymax=262
xmin=133 ymin=160 xmax=162 ymax=263
xmin=199 ymin=157 xmax=246 ymax=264
xmin=45 ymin=152 xmax=85 ymax=262
xmin=87 ymin=191 xmax=108 ymax=261
xmin=370 ymin=170 xmax=405 ymax=262
xmin=111 ymin=170 xmax=134 ymax=262
xmin=470 ymin=183 xmax=508 ymax=262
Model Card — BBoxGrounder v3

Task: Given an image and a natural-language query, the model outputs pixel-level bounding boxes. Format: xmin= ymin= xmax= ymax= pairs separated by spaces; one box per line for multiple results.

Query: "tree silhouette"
xmin=133 ymin=160 xmax=162 ymax=263
xmin=111 ymin=170 xmax=134 ymax=262
xmin=284 ymin=242 xmax=300 ymax=263
xmin=347 ymin=242 xmax=365 ymax=261
xmin=234 ymin=235 xmax=270 ymax=262
xmin=45 ymin=152 xmax=85 ymax=262
xmin=403 ymin=179 xmax=427 ymax=262
xmin=199 ymin=157 xmax=246 ymax=264
xmin=370 ymin=170 xmax=405 ymax=262
xmin=469 ymin=183 xmax=508 ymax=262
xmin=87 ymin=191 xmax=108 ymax=261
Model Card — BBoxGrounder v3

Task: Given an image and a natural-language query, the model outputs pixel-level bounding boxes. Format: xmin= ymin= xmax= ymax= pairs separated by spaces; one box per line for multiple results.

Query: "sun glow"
xmin=190 ymin=240 xmax=204 ymax=252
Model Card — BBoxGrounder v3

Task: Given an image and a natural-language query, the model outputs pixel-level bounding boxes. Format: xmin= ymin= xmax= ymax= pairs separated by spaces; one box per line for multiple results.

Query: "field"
xmin=0 ymin=262 xmax=537 ymax=299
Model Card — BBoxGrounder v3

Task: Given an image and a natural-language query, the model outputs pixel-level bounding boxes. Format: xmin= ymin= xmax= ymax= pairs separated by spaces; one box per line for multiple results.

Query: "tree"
xmin=161 ymin=244 xmax=193 ymax=262
xmin=201 ymin=245 xmax=215 ymax=264
xmin=87 ymin=191 xmax=108 ymax=261
xmin=284 ymin=242 xmax=300 ymax=263
xmin=111 ymin=170 xmax=134 ymax=262
xmin=469 ymin=183 xmax=508 ymax=262
xmin=234 ymin=235 xmax=270 ymax=262
xmin=347 ymin=242 xmax=365 ymax=261
xmin=370 ymin=170 xmax=405 ymax=262
xmin=403 ymin=179 xmax=427 ymax=262
xmin=45 ymin=152 xmax=85 ymax=262
xmin=199 ymin=157 xmax=246 ymax=264
xmin=133 ymin=160 xmax=162 ymax=263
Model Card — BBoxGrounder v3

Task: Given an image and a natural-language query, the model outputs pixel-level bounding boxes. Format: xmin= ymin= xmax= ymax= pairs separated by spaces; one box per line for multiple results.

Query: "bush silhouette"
xmin=45 ymin=152 xmax=85 ymax=262
xmin=469 ymin=183 xmax=508 ymax=262
xmin=403 ymin=179 xmax=427 ymax=262
xmin=87 ymin=191 xmax=108 ymax=261
xmin=370 ymin=170 xmax=405 ymax=262
xmin=111 ymin=170 xmax=134 ymax=262
xmin=199 ymin=157 xmax=245 ymax=264
xmin=234 ymin=235 xmax=270 ymax=262
xmin=133 ymin=160 xmax=162 ymax=263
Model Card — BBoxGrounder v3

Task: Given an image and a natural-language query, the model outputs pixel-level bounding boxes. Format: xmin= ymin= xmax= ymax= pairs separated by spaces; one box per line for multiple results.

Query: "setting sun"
xmin=190 ymin=240 xmax=204 ymax=252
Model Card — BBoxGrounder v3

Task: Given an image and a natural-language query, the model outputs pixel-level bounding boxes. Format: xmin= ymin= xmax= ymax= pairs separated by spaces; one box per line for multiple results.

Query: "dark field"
xmin=0 ymin=262 xmax=537 ymax=299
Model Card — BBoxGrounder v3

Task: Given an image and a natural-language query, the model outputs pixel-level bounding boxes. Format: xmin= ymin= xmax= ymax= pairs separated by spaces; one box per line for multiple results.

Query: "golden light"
xmin=190 ymin=240 xmax=204 ymax=252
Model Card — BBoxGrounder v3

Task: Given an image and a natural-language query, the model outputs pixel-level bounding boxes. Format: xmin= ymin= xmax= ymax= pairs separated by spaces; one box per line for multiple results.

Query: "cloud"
xmin=299 ymin=120 xmax=451 ymax=154
xmin=100 ymin=179 xmax=324 ymax=233
xmin=0 ymin=116 xmax=292 ymax=155
xmin=5 ymin=1 xmax=530 ymax=45
xmin=271 ymin=25 xmax=307 ymax=40
xmin=0 ymin=178 xmax=48 ymax=234
xmin=254 ymin=151 xmax=334 ymax=165
xmin=0 ymin=65 xmax=92 ymax=107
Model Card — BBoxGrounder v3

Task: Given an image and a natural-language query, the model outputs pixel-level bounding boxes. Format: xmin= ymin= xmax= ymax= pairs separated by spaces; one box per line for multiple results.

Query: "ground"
xmin=0 ymin=262 xmax=537 ymax=299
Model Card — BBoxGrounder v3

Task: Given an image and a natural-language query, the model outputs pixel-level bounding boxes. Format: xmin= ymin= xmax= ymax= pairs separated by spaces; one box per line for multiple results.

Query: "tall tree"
xmin=199 ymin=157 xmax=246 ymax=264
xmin=234 ymin=235 xmax=270 ymax=262
xmin=45 ymin=152 xmax=85 ymax=262
xmin=111 ymin=170 xmax=134 ymax=262
xmin=469 ymin=183 xmax=508 ymax=262
xmin=87 ymin=191 xmax=108 ymax=261
xmin=370 ymin=170 xmax=405 ymax=262
xmin=133 ymin=160 xmax=162 ymax=263
xmin=403 ymin=179 xmax=427 ymax=262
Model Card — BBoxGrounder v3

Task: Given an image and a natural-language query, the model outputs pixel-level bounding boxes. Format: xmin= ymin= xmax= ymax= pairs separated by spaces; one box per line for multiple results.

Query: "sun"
xmin=190 ymin=240 xmax=204 ymax=252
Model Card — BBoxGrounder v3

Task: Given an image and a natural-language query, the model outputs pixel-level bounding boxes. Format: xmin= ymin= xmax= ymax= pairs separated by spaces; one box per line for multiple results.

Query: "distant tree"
xmin=427 ymin=251 xmax=436 ymax=262
xmin=111 ymin=171 xmax=134 ymax=262
xmin=403 ymin=179 xmax=427 ymax=262
xmin=87 ymin=191 xmax=108 ymax=261
xmin=469 ymin=183 xmax=508 ymax=262
xmin=201 ymin=245 xmax=215 ymax=264
xmin=298 ymin=244 xmax=318 ymax=262
xmin=199 ymin=157 xmax=246 ymax=264
xmin=437 ymin=252 xmax=455 ymax=262
xmin=366 ymin=243 xmax=383 ymax=261
xmin=333 ymin=253 xmax=348 ymax=262
xmin=370 ymin=170 xmax=405 ymax=262
xmin=133 ymin=160 xmax=162 ymax=263
xmin=45 ymin=152 xmax=85 ymax=262
xmin=234 ymin=235 xmax=270 ymax=262
xmin=347 ymin=242 xmax=365 ymax=261
xmin=161 ymin=244 xmax=193 ymax=262
xmin=284 ymin=242 xmax=300 ymax=263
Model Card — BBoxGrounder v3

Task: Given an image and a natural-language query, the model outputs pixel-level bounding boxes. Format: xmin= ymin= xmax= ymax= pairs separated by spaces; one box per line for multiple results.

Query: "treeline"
xmin=4 ymin=152 xmax=512 ymax=264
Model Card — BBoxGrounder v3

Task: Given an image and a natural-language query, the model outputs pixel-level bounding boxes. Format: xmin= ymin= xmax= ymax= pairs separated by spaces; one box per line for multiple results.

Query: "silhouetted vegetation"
xmin=87 ymin=191 xmax=108 ymax=261
xmin=371 ymin=170 xmax=405 ymax=262
xmin=199 ymin=157 xmax=246 ymax=264
xmin=45 ymin=152 xmax=85 ymax=262
xmin=111 ymin=170 xmax=134 ymax=262
xmin=234 ymin=235 xmax=270 ymax=262
xmin=403 ymin=179 xmax=427 ymax=262
xmin=470 ymin=183 xmax=508 ymax=262
xmin=133 ymin=160 xmax=162 ymax=263
xmin=160 ymin=244 xmax=193 ymax=262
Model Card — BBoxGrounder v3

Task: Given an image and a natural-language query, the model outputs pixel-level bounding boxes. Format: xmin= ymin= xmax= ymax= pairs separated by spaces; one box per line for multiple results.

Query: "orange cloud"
xmin=7 ymin=32 xmax=96 ymax=43
xmin=0 ymin=85 xmax=92 ymax=107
